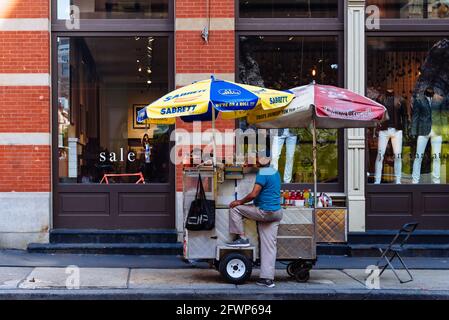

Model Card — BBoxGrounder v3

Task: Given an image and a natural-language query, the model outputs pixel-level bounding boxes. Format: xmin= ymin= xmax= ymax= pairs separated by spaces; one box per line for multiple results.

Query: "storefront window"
xmin=239 ymin=0 xmax=339 ymax=18
xmin=367 ymin=0 xmax=449 ymax=19
xmin=239 ymin=35 xmax=340 ymax=184
xmin=57 ymin=36 xmax=170 ymax=184
xmin=57 ymin=0 xmax=169 ymax=19
xmin=367 ymin=37 xmax=449 ymax=185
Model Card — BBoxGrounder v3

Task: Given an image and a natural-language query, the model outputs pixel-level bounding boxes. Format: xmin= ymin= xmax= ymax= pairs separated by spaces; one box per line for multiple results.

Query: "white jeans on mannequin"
xmin=412 ymin=130 xmax=442 ymax=184
xmin=375 ymin=128 xmax=403 ymax=184
xmin=271 ymin=129 xmax=297 ymax=183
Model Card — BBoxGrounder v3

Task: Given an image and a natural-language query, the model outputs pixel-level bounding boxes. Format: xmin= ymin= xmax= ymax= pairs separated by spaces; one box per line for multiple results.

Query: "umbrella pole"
xmin=312 ymin=118 xmax=318 ymax=208
xmin=212 ymin=104 xmax=217 ymax=167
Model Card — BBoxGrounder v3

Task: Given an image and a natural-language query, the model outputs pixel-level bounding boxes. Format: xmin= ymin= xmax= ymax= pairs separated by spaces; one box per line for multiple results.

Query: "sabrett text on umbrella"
xmin=160 ymin=105 xmax=197 ymax=115
xmin=163 ymin=89 xmax=207 ymax=102
xmin=269 ymin=96 xmax=289 ymax=104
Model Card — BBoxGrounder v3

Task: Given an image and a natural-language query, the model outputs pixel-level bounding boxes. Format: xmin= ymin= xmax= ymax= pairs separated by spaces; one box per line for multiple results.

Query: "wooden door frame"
xmin=51 ymin=32 xmax=175 ymax=229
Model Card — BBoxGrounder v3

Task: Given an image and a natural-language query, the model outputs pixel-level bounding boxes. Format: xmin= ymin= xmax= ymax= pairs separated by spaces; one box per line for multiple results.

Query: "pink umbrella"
xmin=252 ymin=83 xmax=388 ymax=207
xmin=251 ymin=83 xmax=388 ymax=129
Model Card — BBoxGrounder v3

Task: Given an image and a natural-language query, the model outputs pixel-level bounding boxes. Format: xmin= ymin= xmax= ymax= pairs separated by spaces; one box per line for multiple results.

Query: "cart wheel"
xmin=287 ymin=260 xmax=307 ymax=278
xmin=219 ymin=252 xmax=252 ymax=285
xmin=287 ymin=262 xmax=299 ymax=277
xmin=295 ymin=269 xmax=310 ymax=283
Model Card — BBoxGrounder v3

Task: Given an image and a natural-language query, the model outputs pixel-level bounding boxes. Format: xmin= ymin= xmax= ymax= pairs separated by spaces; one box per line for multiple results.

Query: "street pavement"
xmin=1 ymin=265 xmax=449 ymax=299
xmin=1 ymin=250 xmax=449 ymax=299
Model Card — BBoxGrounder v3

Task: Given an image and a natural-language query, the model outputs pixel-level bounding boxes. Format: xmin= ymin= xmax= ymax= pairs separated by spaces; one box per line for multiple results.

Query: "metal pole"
xmin=211 ymin=103 xmax=217 ymax=167
xmin=312 ymin=117 xmax=318 ymax=207
xmin=208 ymin=103 xmax=218 ymax=204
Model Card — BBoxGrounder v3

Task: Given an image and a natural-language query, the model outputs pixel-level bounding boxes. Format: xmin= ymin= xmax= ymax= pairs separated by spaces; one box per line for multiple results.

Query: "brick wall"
xmin=0 ymin=0 xmax=49 ymax=18
xmin=176 ymin=31 xmax=235 ymax=74
xmin=0 ymin=1 xmax=50 ymax=193
xmin=176 ymin=0 xmax=234 ymax=18
xmin=175 ymin=0 xmax=236 ymax=192
xmin=0 ymin=86 xmax=50 ymax=132
xmin=0 ymin=145 xmax=51 ymax=192
xmin=0 ymin=31 xmax=49 ymax=73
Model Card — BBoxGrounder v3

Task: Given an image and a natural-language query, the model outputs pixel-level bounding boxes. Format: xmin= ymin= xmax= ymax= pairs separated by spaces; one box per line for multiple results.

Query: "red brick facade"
xmin=0 ymin=86 xmax=50 ymax=132
xmin=0 ymin=0 xmax=50 ymax=193
xmin=0 ymin=0 xmax=49 ymax=18
xmin=175 ymin=0 xmax=234 ymax=18
xmin=0 ymin=31 xmax=49 ymax=73
xmin=0 ymin=145 xmax=51 ymax=192
xmin=176 ymin=31 xmax=235 ymax=74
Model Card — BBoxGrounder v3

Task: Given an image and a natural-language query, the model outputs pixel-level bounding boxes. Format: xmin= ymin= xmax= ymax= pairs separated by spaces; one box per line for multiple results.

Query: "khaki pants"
xmin=229 ymin=205 xmax=283 ymax=280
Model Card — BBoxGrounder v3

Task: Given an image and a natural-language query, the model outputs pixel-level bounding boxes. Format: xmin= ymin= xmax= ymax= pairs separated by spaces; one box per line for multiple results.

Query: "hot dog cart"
xmin=182 ymin=166 xmax=316 ymax=284
xmin=138 ymin=78 xmax=386 ymax=285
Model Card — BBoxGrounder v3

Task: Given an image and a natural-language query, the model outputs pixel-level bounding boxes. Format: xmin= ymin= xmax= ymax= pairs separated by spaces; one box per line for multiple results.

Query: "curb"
xmin=1 ymin=289 xmax=449 ymax=300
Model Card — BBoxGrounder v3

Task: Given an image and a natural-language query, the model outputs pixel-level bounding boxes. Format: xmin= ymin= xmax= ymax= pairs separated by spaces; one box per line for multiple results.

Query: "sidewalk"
xmin=1 ymin=250 xmax=449 ymax=299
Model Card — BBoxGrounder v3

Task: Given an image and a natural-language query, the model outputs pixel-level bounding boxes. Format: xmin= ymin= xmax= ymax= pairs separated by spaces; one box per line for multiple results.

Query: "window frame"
xmin=51 ymin=31 xmax=175 ymax=189
xmin=50 ymin=1 xmax=176 ymax=228
xmin=51 ymin=0 xmax=174 ymax=32
xmin=365 ymin=26 xmax=449 ymax=190
xmin=235 ymin=0 xmax=344 ymax=30
xmin=235 ymin=30 xmax=345 ymax=192
xmin=365 ymin=0 xmax=449 ymax=32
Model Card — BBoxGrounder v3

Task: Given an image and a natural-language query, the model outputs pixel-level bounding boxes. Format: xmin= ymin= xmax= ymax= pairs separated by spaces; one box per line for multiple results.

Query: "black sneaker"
xmin=226 ymin=237 xmax=250 ymax=248
xmin=256 ymin=279 xmax=275 ymax=288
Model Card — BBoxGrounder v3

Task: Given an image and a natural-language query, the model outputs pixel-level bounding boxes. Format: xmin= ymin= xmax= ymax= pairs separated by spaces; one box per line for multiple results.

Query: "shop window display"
xmin=239 ymin=36 xmax=340 ymax=184
xmin=239 ymin=0 xmax=339 ymax=18
xmin=57 ymin=36 xmax=170 ymax=184
xmin=57 ymin=0 xmax=169 ymax=19
xmin=367 ymin=37 xmax=449 ymax=184
xmin=367 ymin=0 xmax=449 ymax=19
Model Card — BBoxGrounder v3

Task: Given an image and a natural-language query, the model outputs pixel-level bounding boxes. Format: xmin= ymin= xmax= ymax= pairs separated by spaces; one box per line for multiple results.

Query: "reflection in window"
xmin=367 ymin=0 xmax=449 ymax=19
xmin=239 ymin=36 xmax=340 ymax=184
xmin=57 ymin=36 xmax=170 ymax=184
xmin=57 ymin=0 xmax=169 ymax=19
xmin=239 ymin=0 xmax=339 ymax=18
xmin=367 ymin=37 xmax=449 ymax=185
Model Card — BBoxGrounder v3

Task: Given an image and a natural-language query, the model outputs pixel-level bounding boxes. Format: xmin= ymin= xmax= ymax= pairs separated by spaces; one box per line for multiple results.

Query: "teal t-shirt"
xmin=254 ymin=167 xmax=281 ymax=212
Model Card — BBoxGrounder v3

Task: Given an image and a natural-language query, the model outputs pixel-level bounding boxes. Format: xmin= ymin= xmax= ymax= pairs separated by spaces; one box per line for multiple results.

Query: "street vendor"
xmin=227 ymin=160 xmax=283 ymax=288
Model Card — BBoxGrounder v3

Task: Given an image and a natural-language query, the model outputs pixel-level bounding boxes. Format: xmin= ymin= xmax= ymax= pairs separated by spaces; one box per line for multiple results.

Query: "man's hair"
xmin=257 ymin=156 xmax=272 ymax=168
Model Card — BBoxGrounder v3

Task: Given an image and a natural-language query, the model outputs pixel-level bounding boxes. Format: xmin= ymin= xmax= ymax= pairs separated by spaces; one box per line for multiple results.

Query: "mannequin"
xmin=374 ymin=89 xmax=406 ymax=184
xmin=142 ymin=133 xmax=152 ymax=182
xmin=270 ymin=128 xmax=297 ymax=183
xmin=411 ymin=86 xmax=445 ymax=184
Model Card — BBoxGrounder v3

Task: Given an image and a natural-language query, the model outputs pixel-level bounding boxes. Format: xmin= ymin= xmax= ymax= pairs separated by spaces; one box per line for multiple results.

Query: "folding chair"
xmin=373 ymin=222 xmax=419 ymax=284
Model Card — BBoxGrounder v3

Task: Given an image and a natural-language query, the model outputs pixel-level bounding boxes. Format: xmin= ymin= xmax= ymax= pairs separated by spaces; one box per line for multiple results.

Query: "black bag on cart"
xmin=185 ymin=174 xmax=215 ymax=231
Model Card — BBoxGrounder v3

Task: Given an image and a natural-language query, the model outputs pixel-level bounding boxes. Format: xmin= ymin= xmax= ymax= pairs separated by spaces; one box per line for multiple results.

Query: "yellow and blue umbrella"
xmin=137 ymin=76 xmax=294 ymax=124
